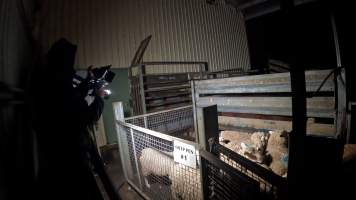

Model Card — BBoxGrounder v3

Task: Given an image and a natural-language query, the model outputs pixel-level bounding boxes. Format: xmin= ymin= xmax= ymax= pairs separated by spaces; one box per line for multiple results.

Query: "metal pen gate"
xmin=114 ymin=104 xmax=201 ymax=200
xmin=113 ymin=103 xmax=261 ymax=200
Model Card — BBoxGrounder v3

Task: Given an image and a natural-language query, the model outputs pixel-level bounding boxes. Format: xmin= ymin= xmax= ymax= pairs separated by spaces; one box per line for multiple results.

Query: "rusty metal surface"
xmin=192 ymin=69 xmax=339 ymax=138
xmin=195 ymin=69 xmax=334 ymax=94
xmin=197 ymin=96 xmax=335 ymax=118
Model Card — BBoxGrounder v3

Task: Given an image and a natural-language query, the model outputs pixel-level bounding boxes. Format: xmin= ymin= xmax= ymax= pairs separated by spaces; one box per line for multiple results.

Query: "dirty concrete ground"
xmin=101 ymin=145 xmax=143 ymax=200
xmin=118 ymin=182 xmax=143 ymax=200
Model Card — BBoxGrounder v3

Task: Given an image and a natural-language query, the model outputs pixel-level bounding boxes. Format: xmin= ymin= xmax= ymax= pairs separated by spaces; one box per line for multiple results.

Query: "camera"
xmin=73 ymin=65 xmax=115 ymax=98
xmin=89 ymin=65 xmax=115 ymax=90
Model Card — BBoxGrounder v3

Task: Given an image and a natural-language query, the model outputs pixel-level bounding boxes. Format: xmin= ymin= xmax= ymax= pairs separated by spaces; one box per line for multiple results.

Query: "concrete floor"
xmin=101 ymin=145 xmax=143 ymax=200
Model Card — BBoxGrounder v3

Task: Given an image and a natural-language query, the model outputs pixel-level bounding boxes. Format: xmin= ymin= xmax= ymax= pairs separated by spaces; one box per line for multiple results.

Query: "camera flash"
xmin=104 ymin=89 xmax=112 ymax=95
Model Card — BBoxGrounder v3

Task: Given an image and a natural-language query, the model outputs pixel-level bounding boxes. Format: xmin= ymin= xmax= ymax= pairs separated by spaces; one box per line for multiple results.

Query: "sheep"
xmin=219 ymin=130 xmax=289 ymax=177
xmin=249 ymin=131 xmax=269 ymax=164
xmin=265 ymin=130 xmax=289 ymax=177
xmin=219 ymin=131 xmax=251 ymax=153
xmin=140 ymin=148 xmax=173 ymax=188
xmin=218 ymin=131 xmax=278 ymax=194
xmin=219 ymin=131 xmax=269 ymax=164
xmin=170 ymin=164 xmax=201 ymax=200
xmin=217 ymin=130 xmax=289 ymax=199
xmin=139 ymin=148 xmax=201 ymax=200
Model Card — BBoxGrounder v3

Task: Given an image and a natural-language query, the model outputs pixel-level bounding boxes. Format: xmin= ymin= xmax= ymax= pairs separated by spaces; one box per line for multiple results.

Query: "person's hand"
xmin=96 ymin=87 xmax=107 ymax=98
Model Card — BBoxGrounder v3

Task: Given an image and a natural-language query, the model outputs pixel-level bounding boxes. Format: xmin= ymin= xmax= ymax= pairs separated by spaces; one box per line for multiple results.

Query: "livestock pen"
xmin=114 ymin=68 xmax=346 ymax=200
xmin=191 ymin=68 xmax=346 ymax=199
xmin=114 ymin=103 xmax=260 ymax=200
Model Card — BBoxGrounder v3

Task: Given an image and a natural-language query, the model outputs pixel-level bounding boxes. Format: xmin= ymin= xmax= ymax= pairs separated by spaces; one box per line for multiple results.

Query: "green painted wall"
xmin=102 ymin=68 xmax=131 ymax=144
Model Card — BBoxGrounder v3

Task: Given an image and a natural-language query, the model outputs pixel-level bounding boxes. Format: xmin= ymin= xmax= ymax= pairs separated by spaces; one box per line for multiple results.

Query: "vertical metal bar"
xmin=346 ymin=102 xmax=352 ymax=143
xmin=197 ymin=105 xmax=219 ymax=200
xmin=143 ymin=116 xmax=148 ymax=128
xmin=199 ymin=64 xmax=203 ymax=79
xmin=113 ymin=101 xmax=133 ymax=180
xmin=130 ymin=128 xmax=143 ymax=190
xmin=197 ymin=105 xmax=219 ymax=152
xmin=136 ymin=76 xmax=141 ymax=115
xmin=128 ymin=66 xmax=135 ymax=115
xmin=191 ymin=80 xmax=199 ymax=143
xmin=138 ymin=64 xmax=147 ymax=114
xmin=199 ymin=156 xmax=210 ymax=200
xmin=331 ymin=11 xmax=340 ymax=132
xmin=336 ymin=68 xmax=347 ymax=139
xmin=330 ymin=12 xmax=342 ymax=68
xmin=331 ymin=12 xmax=347 ymax=140
xmin=130 ymin=66 xmax=137 ymax=115
xmin=280 ymin=1 xmax=306 ymax=198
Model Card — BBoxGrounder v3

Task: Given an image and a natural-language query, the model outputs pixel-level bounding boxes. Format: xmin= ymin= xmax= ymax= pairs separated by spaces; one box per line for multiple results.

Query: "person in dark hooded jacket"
xmin=31 ymin=38 xmax=104 ymax=200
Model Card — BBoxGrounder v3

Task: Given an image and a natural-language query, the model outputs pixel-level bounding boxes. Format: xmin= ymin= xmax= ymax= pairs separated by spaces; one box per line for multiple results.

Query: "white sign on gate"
xmin=173 ymin=140 xmax=197 ymax=169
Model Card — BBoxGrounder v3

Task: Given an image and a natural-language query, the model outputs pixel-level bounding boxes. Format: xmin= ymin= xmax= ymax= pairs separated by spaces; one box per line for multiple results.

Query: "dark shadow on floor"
xmin=101 ymin=145 xmax=143 ymax=200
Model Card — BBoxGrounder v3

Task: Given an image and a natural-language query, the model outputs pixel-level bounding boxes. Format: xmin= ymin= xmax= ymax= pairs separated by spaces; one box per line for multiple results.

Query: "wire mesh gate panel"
xmin=213 ymin=142 xmax=287 ymax=200
xmin=125 ymin=106 xmax=195 ymax=140
xmin=117 ymin=123 xmax=201 ymax=200
xmin=200 ymin=150 xmax=260 ymax=200
xmin=116 ymin=110 xmax=201 ymax=200
xmin=115 ymin=104 xmax=273 ymax=200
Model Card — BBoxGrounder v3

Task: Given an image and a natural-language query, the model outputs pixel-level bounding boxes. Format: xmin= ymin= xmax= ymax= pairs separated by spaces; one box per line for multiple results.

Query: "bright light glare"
xmin=104 ymin=89 xmax=112 ymax=95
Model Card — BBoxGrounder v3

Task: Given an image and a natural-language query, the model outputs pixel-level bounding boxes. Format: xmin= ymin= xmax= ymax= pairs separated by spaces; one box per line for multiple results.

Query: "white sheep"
xmin=219 ymin=131 xmax=269 ymax=164
xmin=140 ymin=148 xmax=173 ymax=188
xmin=139 ymin=148 xmax=201 ymax=200
xmin=249 ymin=131 xmax=269 ymax=163
xmin=266 ymin=130 xmax=289 ymax=177
xmin=218 ymin=131 xmax=273 ymax=192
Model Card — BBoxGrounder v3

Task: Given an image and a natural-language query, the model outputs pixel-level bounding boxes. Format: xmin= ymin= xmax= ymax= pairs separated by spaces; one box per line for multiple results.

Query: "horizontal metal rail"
xmin=145 ymin=92 xmax=191 ymax=100
xmin=116 ymin=120 xmax=197 ymax=148
xmin=195 ymin=69 xmax=334 ymax=94
xmin=144 ymin=84 xmax=190 ymax=92
xmin=146 ymin=98 xmax=191 ymax=107
xmin=142 ymin=61 xmax=208 ymax=67
xmin=124 ymin=105 xmax=192 ymax=121
xmin=197 ymin=96 xmax=335 ymax=118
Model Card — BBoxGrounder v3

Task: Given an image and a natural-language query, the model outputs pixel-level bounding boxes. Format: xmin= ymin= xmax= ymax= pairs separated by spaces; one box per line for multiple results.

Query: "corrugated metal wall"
xmin=41 ymin=0 xmax=250 ymax=72
xmin=0 ymin=0 xmax=34 ymax=86
xmin=1 ymin=1 xmax=37 ymax=199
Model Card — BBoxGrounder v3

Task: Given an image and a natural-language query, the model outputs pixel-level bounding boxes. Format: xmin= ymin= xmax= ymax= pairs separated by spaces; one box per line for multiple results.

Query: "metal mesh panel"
xmin=118 ymin=123 xmax=201 ymax=200
xmin=201 ymin=151 xmax=260 ymax=200
xmin=218 ymin=154 xmax=275 ymax=194
xmin=123 ymin=126 xmax=140 ymax=186
xmin=213 ymin=143 xmax=287 ymax=200
xmin=125 ymin=106 xmax=195 ymax=140
xmin=125 ymin=117 xmax=145 ymax=129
